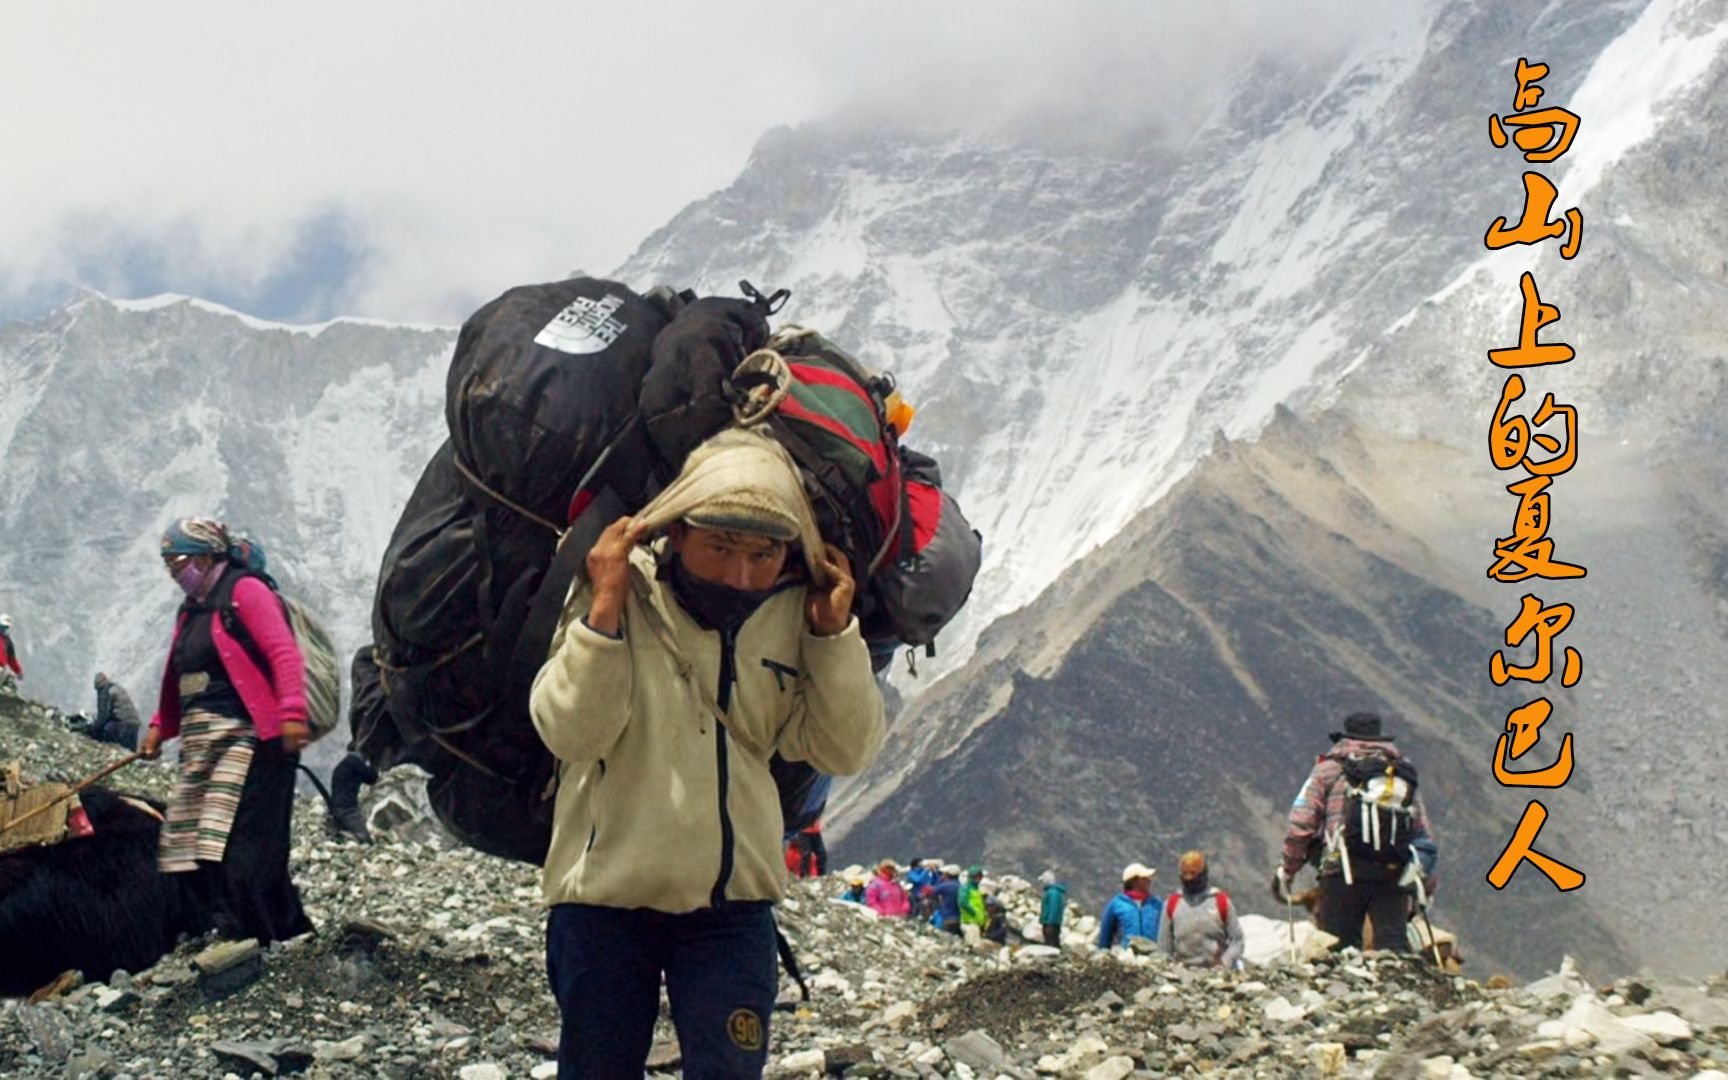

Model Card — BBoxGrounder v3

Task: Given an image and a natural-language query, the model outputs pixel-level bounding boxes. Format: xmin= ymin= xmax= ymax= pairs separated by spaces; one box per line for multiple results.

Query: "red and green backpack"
xmin=743 ymin=326 xmax=982 ymax=661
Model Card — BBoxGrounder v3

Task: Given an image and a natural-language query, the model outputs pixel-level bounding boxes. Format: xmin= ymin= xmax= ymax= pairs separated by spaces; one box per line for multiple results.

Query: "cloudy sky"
xmin=1 ymin=2 xmax=1367 ymax=325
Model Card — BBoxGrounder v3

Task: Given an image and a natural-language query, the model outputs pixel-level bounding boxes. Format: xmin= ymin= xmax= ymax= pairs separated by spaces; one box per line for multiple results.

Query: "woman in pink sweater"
xmin=141 ymin=517 xmax=313 ymax=946
xmin=865 ymin=860 xmax=912 ymax=918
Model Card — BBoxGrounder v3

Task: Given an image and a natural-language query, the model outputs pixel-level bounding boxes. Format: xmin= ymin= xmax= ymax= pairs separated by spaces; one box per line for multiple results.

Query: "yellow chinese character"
xmin=1493 ymin=699 xmax=1575 ymax=788
xmin=1486 ymin=172 xmax=1583 ymax=259
xmin=1488 ymin=800 xmax=1584 ymax=890
xmin=1489 ymin=272 xmax=1574 ymax=368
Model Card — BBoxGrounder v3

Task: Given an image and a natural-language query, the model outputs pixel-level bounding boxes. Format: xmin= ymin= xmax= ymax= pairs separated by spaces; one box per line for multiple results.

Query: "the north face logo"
xmin=533 ymin=294 xmax=628 ymax=355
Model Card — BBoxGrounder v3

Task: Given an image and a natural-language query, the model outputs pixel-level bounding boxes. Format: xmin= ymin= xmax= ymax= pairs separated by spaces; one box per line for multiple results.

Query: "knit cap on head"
xmin=635 ymin=428 xmax=826 ymax=582
xmin=683 ymin=485 xmax=801 ymax=541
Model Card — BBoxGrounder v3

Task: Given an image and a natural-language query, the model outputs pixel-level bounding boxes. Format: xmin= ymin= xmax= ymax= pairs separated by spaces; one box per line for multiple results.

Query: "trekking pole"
xmin=1412 ymin=878 xmax=1444 ymax=968
xmin=0 ymin=751 xmax=142 ymax=835
xmin=1284 ymin=893 xmax=1298 ymax=963
xmin=1418 ymin=907 xmax=1444 ymax=968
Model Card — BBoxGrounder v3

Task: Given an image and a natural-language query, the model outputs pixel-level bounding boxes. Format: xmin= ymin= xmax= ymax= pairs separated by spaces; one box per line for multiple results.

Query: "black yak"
xmin=0 ymin=787 xmax=208 ymax=997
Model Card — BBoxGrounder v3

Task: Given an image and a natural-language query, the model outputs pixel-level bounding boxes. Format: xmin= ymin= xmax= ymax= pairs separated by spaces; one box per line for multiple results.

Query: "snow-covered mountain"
xmin=618 ymin=0 xmax=1727 ymax=682
xmin=0 ymin=293 xmax=455 ymax=762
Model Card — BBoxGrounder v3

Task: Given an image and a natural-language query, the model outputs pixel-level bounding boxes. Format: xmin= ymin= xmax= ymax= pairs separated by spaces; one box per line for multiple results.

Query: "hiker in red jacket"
xmin=0 ymin=614 xmax=22 ymax=686
xmin=785 ymin=822 xmax=827 ymax=878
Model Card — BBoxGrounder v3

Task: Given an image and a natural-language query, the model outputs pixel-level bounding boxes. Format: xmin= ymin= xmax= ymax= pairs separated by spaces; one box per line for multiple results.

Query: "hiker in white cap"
xmin=531 ymin=427 xmax=885 ymax=1078
xmin=931 ymin=863 xmax=964 ymax=933
xmin=1097 ymin=862 xmax=1163 ymax=949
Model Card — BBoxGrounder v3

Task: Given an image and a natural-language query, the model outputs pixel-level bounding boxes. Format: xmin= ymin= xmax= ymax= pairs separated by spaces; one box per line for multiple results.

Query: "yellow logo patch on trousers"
xmin=727 ymin=1008 xmax=764 ymax=1051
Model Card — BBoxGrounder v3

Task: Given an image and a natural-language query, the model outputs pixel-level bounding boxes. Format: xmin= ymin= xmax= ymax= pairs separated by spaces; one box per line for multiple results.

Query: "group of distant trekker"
xmin=831 ymin=860 xmax=1017 ymax=945
xmin=822 ymin=851 xmax=1247 ymax=969
xmin=795 ymin=709 xmax=1440 ymax=969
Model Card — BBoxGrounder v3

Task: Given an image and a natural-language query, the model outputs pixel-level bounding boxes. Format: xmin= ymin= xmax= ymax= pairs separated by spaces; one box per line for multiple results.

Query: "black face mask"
xmin=669 ymin=557 xmax=775 ymax=633
xmin=1182 ymin=871 xmax=1209 ymax=897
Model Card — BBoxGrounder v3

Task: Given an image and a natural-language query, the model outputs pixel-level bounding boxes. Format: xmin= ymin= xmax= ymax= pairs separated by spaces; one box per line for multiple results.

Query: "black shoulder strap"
xmin=773 ymin=920 xmax=810 ymax=1001
xmin=196 ymin=570 xmax=282 ymax=684
xmin=504 ymin=487 xmax=629 ymax=709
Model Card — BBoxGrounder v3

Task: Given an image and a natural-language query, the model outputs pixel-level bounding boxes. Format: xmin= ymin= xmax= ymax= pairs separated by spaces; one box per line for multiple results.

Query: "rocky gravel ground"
xmin=5 ymin=691 xmax=1728 ymax=1078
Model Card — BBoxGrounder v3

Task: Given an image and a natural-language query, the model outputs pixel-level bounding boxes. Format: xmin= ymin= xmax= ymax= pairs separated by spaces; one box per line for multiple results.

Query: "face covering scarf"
xmin=174 ymin=560 xmax=225 ymax=601
xmin=669 ymin=557 xmax=775 ymax=634
xmin=1182 ymin=872 xmax=1210 ymax=897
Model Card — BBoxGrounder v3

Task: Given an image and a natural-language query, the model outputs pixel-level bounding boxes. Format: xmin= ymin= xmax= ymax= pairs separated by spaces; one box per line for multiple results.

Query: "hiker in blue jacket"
xmin=1097 ymin=862 xmax=1162 ymax=949
xmin=905 ymin=858 xmax=937 ymax=898
xmin=930 ymin=863 xmax=963 ymax=933
xmin=907 ymin=859 xmax=942 ymax=921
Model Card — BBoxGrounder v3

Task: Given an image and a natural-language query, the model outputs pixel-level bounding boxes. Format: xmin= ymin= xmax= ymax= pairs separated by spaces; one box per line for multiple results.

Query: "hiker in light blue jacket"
xmin=1038 ymin=870 xmax=1068 ymax=947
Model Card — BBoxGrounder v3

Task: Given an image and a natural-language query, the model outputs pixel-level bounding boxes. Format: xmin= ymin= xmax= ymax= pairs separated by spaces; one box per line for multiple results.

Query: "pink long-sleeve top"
xmin=865 ymin=875 xmax=911 ymax=918
xmin=149 ymin=573 xmax=306 ymax=741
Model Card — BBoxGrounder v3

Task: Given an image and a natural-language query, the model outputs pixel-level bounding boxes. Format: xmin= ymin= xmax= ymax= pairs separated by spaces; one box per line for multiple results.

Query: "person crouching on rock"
xmin=91 ymin=672 xmax=143 ymax=750
xmin=140 ymin=517 xmax=314 ymax=945
xmin=531 ymin=427 xmax=886 ymax=1080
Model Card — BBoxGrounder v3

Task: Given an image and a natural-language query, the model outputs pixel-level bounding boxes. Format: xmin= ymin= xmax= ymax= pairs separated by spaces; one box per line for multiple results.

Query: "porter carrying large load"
xmin=354 ymin=277 xmax=980 ymax=863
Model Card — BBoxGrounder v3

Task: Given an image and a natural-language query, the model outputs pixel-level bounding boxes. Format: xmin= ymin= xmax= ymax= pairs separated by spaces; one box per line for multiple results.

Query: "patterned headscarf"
xmin=160 ymin=517 xmax=235 ymax=560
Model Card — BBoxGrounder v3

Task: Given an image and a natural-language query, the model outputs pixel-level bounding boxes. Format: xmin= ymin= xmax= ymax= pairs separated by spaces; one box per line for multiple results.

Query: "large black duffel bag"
xmin=356 ymin=278 xmax=691 ymax=862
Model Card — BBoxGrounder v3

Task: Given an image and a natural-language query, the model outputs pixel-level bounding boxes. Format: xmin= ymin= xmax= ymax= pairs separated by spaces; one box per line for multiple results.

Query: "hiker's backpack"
xmin=649 ymin=315 xmax=982 ymax=664
xmin=1338 ymin=752 xmax=1419 ymax=867
xmin=756 ymin=328 xmax=980 ymax=657
xmin=186 ymin=570 xmax=341 ymax=743
xmin=875 ymin=448 xmax=982 ymax=658
xmin=743 ymin=325 xmax=911 ymax=584
xmin=1164 ymin=890 xmax=1230 ymax=928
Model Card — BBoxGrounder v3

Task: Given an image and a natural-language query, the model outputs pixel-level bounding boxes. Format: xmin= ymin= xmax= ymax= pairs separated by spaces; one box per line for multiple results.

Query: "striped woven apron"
xmin=157 ymin=708 xmax=256 ymax=872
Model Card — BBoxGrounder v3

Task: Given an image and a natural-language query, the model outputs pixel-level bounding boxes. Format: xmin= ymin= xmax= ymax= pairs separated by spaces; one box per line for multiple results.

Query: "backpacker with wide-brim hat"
xmin=1329 ymin=711 xmax=1395 ymax=743
xmin=1327 ymin=713 xmax=1418 ymax=881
